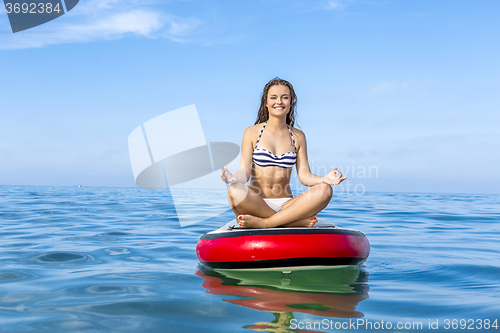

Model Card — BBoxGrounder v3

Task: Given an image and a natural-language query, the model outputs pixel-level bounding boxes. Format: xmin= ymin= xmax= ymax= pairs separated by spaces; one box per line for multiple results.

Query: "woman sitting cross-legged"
xmin=220 ymin=77 xmax=346 ymax=229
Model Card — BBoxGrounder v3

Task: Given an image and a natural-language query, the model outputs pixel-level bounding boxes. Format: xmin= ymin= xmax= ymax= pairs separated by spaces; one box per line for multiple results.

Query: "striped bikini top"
xmin=252 ymin=121 xmax=297 ymax=169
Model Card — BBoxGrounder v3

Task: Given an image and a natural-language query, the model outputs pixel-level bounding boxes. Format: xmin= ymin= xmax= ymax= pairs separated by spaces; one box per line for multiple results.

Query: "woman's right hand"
xmin=220 ymin=165 xmax=238 ymax=184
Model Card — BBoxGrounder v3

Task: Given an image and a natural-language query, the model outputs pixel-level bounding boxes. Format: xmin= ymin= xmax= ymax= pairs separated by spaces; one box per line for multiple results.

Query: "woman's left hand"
xmin=322 ymin=168 xmax=347 ymax=185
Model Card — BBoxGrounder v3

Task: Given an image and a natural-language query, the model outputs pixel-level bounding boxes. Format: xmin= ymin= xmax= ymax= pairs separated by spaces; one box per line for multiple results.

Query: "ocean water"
xmin=0 ymin=186 xmax=499 ymax=332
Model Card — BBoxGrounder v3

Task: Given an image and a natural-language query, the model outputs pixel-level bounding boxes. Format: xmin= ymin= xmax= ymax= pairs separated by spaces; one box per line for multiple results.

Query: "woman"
xmin=220 ymin=78 xmax=346 ymax=228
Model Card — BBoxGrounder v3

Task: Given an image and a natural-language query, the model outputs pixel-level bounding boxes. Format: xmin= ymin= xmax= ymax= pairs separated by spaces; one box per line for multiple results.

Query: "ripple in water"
xmin=0 ymin=271 xmax=34 ymax=283
xmin=29 ymin=252 xmax=94 ymax=264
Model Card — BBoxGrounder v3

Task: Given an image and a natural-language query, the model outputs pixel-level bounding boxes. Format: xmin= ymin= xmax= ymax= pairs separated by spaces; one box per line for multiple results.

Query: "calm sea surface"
xmin=0 ymin=186 xmax=499 ymax=332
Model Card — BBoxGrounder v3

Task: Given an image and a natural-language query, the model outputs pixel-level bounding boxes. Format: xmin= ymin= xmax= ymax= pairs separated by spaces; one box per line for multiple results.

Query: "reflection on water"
xmin=197 ymin=265 xmax=369 ymax=332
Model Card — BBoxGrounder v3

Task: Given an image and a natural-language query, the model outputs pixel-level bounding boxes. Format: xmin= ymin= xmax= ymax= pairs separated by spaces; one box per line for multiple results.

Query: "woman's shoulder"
xmin=244 ymin=123 xmax=264 ymax=136
xmin=241 ymin=124 xmax=262 ymax=147
xmin=289 ymin=126 xmax=305 ymax=141
xmin=247 ymin=123 xmax=263 ymax=130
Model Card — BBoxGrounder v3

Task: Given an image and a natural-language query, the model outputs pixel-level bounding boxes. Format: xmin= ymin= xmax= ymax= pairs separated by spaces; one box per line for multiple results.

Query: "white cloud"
xmin=69 ymin=10 xmax=163 ymax=37
xmin=324 ymin=0 xmax=345 ymax=10
xmin=370 ymin=81 xmax=395 ymax=94
xmin=0 ymin=0 xmax=200 ymax=50
xmin=271 ymin=0 xmax=347 ymax=14
xmin=370 ymin=80 xmax=412 ymax=94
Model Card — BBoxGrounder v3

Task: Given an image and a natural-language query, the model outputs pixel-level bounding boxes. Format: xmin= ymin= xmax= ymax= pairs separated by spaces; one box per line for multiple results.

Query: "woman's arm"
xmin=295 ymin=131 xmax=324 ymax=186
xmin=295 ymin=130 xmax=346 ymax=186
xmin=221 ymin=126 xmax=254 ymax=184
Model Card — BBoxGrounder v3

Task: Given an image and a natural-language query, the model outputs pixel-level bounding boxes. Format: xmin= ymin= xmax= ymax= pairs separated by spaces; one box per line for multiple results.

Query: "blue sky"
xmin=1 ymin=0 xmax=499 ymax=194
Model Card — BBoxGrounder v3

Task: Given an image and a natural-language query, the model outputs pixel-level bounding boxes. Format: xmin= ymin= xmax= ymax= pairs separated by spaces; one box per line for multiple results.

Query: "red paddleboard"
xmin=196 ymin=219 xmax=370 ymax=270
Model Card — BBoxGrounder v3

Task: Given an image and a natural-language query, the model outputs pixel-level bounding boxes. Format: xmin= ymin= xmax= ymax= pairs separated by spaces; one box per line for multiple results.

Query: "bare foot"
xmin=281 ymin=216 xmax=317 ymax=228
xmin=237 ymin=215 xmax=317 ymax=229
xmin=238 ymin=214 xmax=268 ymax=229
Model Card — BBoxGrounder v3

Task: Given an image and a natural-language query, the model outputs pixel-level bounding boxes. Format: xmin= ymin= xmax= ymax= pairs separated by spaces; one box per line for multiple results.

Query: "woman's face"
xmin=266 ymin=85 xmax=291 ymax=117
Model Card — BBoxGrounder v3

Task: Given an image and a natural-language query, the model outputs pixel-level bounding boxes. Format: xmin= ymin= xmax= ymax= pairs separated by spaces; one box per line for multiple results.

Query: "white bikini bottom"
xmin=263 ymin=197 xmax=292 ymax=212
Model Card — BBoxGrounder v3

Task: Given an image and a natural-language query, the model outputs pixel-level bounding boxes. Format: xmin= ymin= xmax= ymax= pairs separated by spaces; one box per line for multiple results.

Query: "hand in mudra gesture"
xmin=322 ymin=168 xmax=347 ymax=185
xmin=220 ymin=165 xmax=238 ymax=184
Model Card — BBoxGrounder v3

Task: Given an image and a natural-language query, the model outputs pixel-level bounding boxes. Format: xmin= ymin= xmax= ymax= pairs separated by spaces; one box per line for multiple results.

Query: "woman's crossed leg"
xmin=227 ymin=182 xmax=332 ymax=228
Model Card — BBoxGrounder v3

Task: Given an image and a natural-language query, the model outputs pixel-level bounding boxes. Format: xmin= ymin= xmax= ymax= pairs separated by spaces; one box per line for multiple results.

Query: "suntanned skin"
xmin=221 ymin=85 xmax=346 ymax=228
